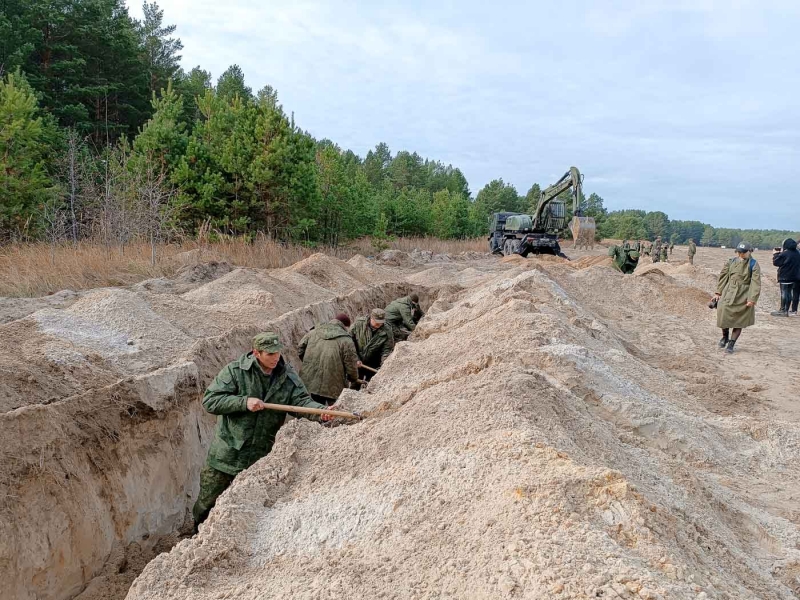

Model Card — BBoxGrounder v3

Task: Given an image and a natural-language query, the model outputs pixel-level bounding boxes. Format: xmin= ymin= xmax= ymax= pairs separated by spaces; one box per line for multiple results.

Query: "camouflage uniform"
xmin=299 ymin=320 xmax=359 ymax=404
xmin=660 ymin=246 xmax=669 ymax=262
xmin=351 ymin=309 xmax=395 ymax=370
xmin=192 ymin=333 xmax=325 ymax=526
xmin=652 ymin=238 xmax=662 ymax=263
xmin=688 ymin=241 xmax=697 ymax=265
xmin=608 ymin=245 xmax=640 ymax=275
xmin=385 ymin=296 xmax=421 ymax=342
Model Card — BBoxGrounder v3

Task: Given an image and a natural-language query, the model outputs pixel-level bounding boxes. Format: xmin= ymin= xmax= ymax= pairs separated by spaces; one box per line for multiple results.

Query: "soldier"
xmin=660 ymin=244 xmax=669 ymax=263
xmin=299 ymin=313 xmax=360 ymax=406
xmin=652 ymin=236 xmax=662 ymax=263
xmin=633 ymin=239 xmax=642 ymax=253
xmin=669 ymin=242 xmax=675 ymax=255
xmin=687 ymin=239 xmax=697 ymax=265
xmin=622 ymin=239 xmax=630 ymax=251
xmin=192 ymin=332 xmax=329 ymax=528
xmin=642 ymin=242 xmax=652 ymax=257
xmin=385 ymin=293 xmax=422 ymax=342
xmin=351 ymin=308 xmax=395 ymax=377
xmin=608 ymin=245 xmax=640 ymax=275
xmin=714 ymin=242 xmax=761 ymax=353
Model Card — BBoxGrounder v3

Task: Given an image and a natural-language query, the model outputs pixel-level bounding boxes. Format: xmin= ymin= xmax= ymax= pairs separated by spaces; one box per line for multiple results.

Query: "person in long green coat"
xmin=192 ymin=332 xmax=328 ymax=527
xmin=298 ymin=314 xmax=360 ymax=405
xmin=687 ymin=239 xmax=697 ymax=265
xmin=714 ymin=242 xmax=761 ymax=353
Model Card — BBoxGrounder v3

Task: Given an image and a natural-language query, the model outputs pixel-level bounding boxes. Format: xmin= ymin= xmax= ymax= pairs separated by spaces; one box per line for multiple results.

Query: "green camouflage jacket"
xmin=203 ymin=353 xmax=325 ymax=475
xmin=385 ymin=296 xmax=417 ymax=334
xmin=351 ymin=316 xmax=395 ymax=368
xmin=688 ymin=242 xmax=697 ymax=256
xmin=298 ymin=320 xmax=359 ymax=400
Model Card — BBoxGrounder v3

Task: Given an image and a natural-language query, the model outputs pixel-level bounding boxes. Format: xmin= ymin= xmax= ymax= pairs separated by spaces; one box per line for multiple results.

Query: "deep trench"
xmin=0 ymin=281 xmax=430 ymax=600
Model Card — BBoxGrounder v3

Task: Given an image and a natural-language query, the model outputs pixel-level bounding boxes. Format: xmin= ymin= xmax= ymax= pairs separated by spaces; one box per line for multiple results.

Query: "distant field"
xmin=0 ymin=237 xmax=488 ymax=297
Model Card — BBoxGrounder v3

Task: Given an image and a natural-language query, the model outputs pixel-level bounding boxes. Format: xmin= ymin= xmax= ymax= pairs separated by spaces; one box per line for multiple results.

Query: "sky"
xmin=128 ymin=0 xmax=800 ymax=230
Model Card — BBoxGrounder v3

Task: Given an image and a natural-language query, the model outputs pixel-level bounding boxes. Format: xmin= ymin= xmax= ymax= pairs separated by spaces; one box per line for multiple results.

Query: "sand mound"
xmin=280 ymin=253 xmax=372 ymax=294
xmin=500 ymin=254 xmax=528 ymax=265
xmin=346 ymin=255 xmax=398 ymax=282
xmin=129 ymin=262 xmax=800 ymax=600
xmin=376 ymin=249 xmax=413 ymax=266
xmin=571 ymin=255 xmax=615 ymax=269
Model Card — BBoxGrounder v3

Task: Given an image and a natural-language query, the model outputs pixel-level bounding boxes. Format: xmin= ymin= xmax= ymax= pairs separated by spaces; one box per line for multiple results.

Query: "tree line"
xmin=2 ymin=0 xmax=797 ymax=252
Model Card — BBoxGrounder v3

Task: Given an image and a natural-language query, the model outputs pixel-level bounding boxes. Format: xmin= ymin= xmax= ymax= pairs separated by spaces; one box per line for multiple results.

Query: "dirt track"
xmin=3 ymin=246 xmax=800 ymax=600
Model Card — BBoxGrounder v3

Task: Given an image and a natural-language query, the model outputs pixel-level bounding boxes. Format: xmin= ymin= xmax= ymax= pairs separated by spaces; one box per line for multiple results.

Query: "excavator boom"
xmin=532 ymin=167 xmax=583 ymax=229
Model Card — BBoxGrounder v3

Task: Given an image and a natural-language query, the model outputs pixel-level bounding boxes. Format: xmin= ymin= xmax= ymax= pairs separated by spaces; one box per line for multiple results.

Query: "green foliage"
xmin=137 ymin=1 xmax=183 ymax=94
xmin=0 ymin=70 xmax=54 ymax=239
xmin=216 ymin=64 xmax=252 ymax=102
xmin=1 ymin=0 xmax=796 ymax=250
xmin=474 ymin=179 xmax=524 ymax=222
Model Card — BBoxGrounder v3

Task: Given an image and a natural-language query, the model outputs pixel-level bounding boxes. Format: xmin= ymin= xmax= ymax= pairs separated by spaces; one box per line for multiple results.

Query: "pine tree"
xmin=0 ymin=71 xmax=53 ymax=239
xmin=137 ymin=1 xmax=183 ymax=94
xmin=216 ymin=65 xmax=252 ymax=102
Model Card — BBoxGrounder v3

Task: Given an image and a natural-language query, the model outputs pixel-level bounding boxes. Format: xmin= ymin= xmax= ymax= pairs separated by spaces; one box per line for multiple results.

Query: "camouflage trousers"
xmin=391 ymin=324 xmax=411 ymax=342
xmin=192 ymin=464 xmax=235 ymax=526
xmin=688 ymin=255 xmax=694 ymax=265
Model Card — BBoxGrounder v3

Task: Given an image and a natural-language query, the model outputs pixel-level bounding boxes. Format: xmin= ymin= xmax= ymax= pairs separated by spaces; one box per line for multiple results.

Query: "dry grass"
xmin=0 ymin=236 xmax=487 ymax=297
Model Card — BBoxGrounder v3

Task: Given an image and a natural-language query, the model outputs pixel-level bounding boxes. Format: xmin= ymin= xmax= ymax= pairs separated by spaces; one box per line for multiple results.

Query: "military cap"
xmin=735 ymin=242 xmax=752 ymax=253
xmin=252 ymin=332 xmax=283 ymax=353
xmin=371 ymin=308 xmax=386 ymax=323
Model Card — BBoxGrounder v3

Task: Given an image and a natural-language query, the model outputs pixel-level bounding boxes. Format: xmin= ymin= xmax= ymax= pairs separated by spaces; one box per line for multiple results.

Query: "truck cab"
xmin=488 ymin=212 xmax=521 ymax=254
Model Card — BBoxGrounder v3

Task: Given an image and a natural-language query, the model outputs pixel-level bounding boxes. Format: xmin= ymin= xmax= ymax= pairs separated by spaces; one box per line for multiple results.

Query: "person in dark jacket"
xmin=772 ymin=238 xmax=800 ymax=316
xmin=298 ymin=313 xmax=360 ymax=405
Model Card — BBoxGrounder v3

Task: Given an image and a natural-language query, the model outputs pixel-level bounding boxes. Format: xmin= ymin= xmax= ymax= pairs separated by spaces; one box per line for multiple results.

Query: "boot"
xmin=718 ymin=337 xmax=729 ymax=348
xmin=725 ymin=339 xmax=736 ymax=354
xmin=771 ymin=310 xmax=788 ymax=317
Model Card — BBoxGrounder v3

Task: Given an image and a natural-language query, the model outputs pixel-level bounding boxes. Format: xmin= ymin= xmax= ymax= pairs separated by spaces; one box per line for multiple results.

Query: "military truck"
xmin=488 ymin=211 xmax=522 ymax=254
xmin=489 ymin=167 xmax=595 ymax=257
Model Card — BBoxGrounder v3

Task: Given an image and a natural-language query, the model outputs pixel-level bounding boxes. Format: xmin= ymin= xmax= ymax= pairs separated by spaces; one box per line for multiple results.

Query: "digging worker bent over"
xmin=299 ymin=313 xmax=360 ymax=406
xmin=192 ymin=332 xmax=328 ymax=528
xmin=385 ymin=293 xmax=423 ymax=342
xmin=351 ymin=308 xmax=395 ymax=375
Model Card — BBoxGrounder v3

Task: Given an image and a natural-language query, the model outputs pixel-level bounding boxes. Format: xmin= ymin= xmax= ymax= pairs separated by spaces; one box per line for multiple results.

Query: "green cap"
xmin=253 ymin=332 xmax=283 ymax=353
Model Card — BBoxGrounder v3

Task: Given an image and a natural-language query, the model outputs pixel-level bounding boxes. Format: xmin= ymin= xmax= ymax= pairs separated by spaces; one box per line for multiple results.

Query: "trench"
xmin=0 ymin=281 xmax=430 ymax=600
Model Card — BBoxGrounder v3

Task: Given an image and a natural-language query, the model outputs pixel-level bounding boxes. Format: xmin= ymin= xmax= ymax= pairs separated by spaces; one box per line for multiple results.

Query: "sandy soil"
xmin=122 ymin=245 xmax=800 ymax=600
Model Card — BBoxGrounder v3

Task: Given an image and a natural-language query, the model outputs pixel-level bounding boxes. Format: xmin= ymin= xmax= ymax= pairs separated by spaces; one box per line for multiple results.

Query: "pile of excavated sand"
xmin=129 ymin=263 xmax=800 ymax=600
xmin=346 ymin=255 xmax=400 ymax=282
xmin=571 ymin=255 xmax=615 ymax=269
xmin=277 ymin=253 xmax=373 ymax=294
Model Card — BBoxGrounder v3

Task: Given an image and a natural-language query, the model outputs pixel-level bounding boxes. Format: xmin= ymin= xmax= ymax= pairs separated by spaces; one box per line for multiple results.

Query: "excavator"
xmin=488 ymin=167 xmax=596 ymax=257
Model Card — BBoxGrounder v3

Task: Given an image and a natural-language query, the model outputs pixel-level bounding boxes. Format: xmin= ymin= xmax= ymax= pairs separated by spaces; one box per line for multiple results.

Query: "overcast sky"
xmin=128 ymin=0 xmax=799 ymax=230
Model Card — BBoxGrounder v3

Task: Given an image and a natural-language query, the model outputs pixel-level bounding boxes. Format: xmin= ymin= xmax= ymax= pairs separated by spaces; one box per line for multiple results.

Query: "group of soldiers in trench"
xmin=607 ymin=236 xmax=698 ymax=275
xmin=189 ymin=233 xmax=775 ymax=531
xmin=191 ymin=292 xmax=424 ymax=529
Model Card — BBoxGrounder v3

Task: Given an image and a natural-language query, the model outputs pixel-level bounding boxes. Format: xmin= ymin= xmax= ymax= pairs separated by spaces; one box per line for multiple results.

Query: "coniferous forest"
xmin=1 ymin=1 xmax=797 ymax=249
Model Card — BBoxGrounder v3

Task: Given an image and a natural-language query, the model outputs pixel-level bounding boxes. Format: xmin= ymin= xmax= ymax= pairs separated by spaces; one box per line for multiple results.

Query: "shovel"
xmin=261 ymin=403 xmax=362 ymax=420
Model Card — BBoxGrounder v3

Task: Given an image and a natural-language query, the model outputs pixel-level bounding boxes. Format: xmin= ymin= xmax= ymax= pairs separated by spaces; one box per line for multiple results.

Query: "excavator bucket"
xmin=570 ymin=216 xmax=596 ymax=249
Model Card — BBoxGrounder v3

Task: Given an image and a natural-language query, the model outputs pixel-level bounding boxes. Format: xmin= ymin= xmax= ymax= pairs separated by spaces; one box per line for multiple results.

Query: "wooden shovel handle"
xmin=261 ymin=403 xmax=361 ymax=419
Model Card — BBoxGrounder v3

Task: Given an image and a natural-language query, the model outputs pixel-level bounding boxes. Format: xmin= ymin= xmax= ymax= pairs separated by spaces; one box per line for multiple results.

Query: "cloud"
xmin=127 ymin=0 xmax=800 ymax=229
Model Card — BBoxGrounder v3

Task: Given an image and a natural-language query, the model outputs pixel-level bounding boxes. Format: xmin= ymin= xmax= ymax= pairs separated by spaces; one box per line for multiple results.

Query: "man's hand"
xmin=746 ymin=301 xmax=756 ymax=307
xmin=357 ymin=360 xmax=363 ymax=368
xmin=246 ymin=397 xmax=267 ymax=412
